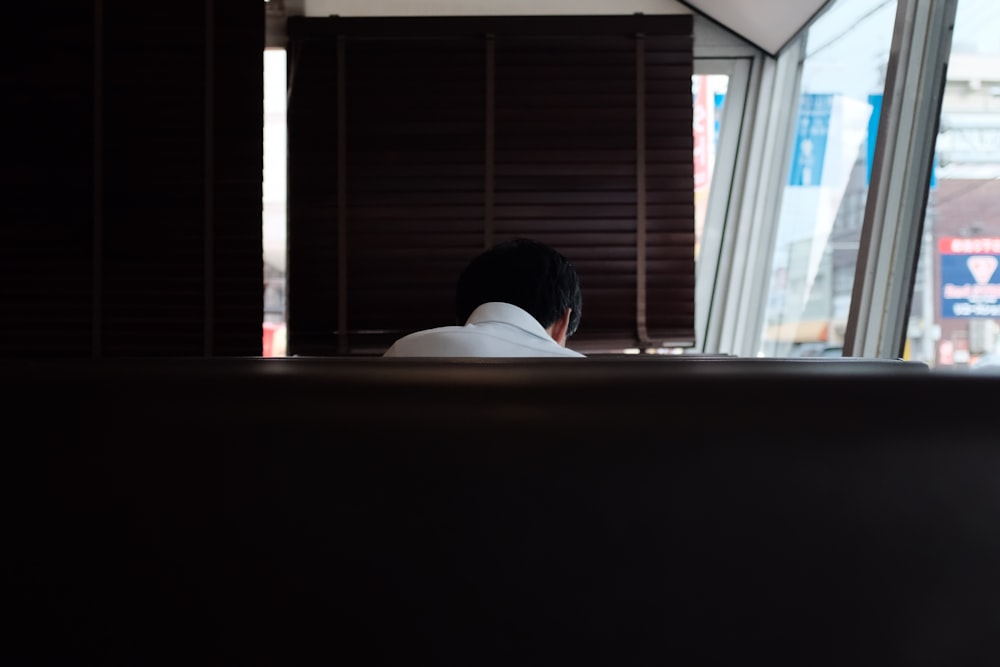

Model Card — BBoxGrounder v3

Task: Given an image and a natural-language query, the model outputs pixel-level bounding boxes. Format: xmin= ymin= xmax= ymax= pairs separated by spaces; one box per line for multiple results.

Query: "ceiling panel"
xmin=680 ymin=0 xmax=835 ymax=56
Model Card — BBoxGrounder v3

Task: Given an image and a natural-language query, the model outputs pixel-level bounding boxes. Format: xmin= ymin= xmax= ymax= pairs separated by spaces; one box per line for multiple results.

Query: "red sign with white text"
xmin=939 ymin=237 xmax=1000 ymax=318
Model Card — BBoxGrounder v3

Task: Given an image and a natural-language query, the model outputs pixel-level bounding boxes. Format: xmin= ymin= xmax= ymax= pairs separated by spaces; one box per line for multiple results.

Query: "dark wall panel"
xmin=1 ymin=7 xmax=96 ymax=357
xmin=0 ymin=1 xmax=264 ymax=358
xmin=102 ymin=2 xmax=209 ymax=356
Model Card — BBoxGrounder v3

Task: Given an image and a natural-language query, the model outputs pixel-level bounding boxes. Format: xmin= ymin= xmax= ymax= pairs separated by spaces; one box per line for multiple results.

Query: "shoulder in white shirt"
xmin=383 ymin=302 xmax=585 ymax=358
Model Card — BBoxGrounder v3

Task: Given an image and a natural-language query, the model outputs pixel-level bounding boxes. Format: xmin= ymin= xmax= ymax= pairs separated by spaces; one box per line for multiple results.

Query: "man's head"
xmin=455 ymin=238 xmax=582 ymax=342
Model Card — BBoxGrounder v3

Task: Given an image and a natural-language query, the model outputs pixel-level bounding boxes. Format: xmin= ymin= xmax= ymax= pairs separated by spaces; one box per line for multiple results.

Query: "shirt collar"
xmin=465 ymin=302 xmax=555 ymax=342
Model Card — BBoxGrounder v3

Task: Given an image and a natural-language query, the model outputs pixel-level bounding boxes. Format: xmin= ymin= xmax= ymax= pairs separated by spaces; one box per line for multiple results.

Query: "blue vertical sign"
xmin=867 ymin=93 xmax=936 ymax=187
xmin=714 ymin=92 xmax=725 ymax=146
xmin=866 ymin=94 xmax=881 ymax=185
xmin=789 ymin=94 xmax=832 ymax=186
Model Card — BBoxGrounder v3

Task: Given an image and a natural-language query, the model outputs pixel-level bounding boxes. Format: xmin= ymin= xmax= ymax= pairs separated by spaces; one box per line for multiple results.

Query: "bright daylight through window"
xmin=760 ymin=0 xmax=898 ymax=359
xmin=760 ymin=0 xmax=1000 ymax=369
xmin=917 ymin=0 xmax=1000 ymax=371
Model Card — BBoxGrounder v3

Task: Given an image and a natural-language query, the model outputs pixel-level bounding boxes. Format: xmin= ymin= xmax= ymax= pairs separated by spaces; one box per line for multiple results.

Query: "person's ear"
xmin=548 ymin=309 xmax=572 ymax=346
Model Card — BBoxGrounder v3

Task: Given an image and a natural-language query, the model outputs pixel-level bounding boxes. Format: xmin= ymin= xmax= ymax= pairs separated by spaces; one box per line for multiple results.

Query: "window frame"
xmin=694 ymin=14 xmax=806 ymax=356
xmin=844 ymin=0 xmax=959 ymax=358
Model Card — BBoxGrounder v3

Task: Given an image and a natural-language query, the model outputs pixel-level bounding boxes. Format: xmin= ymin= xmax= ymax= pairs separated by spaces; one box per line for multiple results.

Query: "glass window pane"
xmin=263 ymin=48 xmax=287 ymax=357
xmin=909 ymin=0 xmax=1000 ymax=370
xmin=693 ymin=74 xmax=728 ymax=263
xmin=758 ymin=0 xmax=898 ymax=357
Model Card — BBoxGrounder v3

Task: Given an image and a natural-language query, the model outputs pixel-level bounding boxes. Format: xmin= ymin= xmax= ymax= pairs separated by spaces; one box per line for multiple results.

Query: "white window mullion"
xmin=700 ymin=37 xmax=805 ymax=356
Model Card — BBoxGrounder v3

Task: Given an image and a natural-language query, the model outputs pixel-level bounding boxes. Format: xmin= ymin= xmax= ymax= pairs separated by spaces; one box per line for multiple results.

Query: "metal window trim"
xmin=843 ymin=0 xmax=957 ymax=358
xmin=336 ymin=35 xmax=349 ymax=354
xmin=636 ymin=32 xmax=650 ymax=348
xmin=693 ymin=55 xmax=750 ymax=351
xmin=204 ymin=0 xmax=216 ymax=356
xmin=93 ymin=0 xmax=104 ymax=358
xmin=698 ymin=36 xmax=805 ymax=355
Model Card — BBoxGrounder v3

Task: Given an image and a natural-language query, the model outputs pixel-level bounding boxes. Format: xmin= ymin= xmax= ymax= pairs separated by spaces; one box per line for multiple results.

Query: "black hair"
xmin=455 ymin=238 xmax=582 ymax=337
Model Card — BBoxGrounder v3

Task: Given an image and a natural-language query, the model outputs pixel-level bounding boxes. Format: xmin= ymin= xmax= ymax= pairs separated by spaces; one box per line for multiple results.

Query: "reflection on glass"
xmin=913 ymin=0 xmax=1000 ymax=370
xmin=759 ymin=0 xmax=898 ymax=357
xmin=692 ymin=74 xmax=728 ymax=262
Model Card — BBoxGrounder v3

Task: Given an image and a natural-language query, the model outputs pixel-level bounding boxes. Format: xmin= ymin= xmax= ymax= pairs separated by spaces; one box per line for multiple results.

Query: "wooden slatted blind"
xmin=287 ymin=15 xmax=694 ymax=355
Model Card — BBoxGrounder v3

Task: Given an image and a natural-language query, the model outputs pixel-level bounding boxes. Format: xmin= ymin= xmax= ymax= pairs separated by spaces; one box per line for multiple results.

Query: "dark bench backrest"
xmin=4 ymin=357 xmax=997 ymax=665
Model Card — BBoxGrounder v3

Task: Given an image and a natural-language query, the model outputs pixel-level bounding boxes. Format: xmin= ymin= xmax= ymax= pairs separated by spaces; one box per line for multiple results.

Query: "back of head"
xmin=455 ymin=238 xmax=582 ymax=336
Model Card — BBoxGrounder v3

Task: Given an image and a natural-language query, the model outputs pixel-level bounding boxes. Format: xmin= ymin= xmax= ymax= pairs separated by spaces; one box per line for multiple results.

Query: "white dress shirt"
xmin=382 ymin=302 xmax=585 ymax=358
